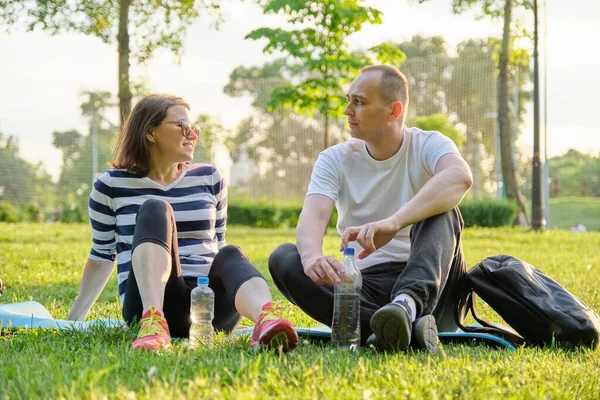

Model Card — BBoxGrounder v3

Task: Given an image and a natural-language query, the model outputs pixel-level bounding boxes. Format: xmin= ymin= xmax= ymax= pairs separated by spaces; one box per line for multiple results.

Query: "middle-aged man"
xmin=269 ymin=64 xmax=473 ymax=352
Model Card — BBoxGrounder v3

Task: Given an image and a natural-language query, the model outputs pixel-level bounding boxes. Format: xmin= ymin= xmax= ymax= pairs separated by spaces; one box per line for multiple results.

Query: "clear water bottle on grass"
xmin=331 ymin=248 xmax=362 ymax=351
xmin=189 ymin=277 xmax=214 ymax=349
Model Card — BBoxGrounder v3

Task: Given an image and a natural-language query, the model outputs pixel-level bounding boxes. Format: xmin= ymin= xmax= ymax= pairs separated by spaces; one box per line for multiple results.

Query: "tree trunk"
xmin=118 ymin=0 xmax=132 ymax=126
xmin=324 ymin=112 xmax=330 ymax=149
xmin=499 ymin=0 xmax=528 ymax=225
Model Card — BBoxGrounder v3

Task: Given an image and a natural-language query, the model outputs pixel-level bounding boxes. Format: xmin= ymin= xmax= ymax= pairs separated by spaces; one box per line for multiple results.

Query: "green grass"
xmin=1 ymin=223 xmax=600 ymax=399
xmin=549 ymin=197 xmax=600 ymax=231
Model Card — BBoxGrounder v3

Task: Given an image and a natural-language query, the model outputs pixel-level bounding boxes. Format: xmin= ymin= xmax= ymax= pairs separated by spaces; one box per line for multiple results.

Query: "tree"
xmin=53 ymin=91 xmax=117 ymax=214
xmin=498 ymin=0 xmax=529 ymax=225
xmin=247 ymin=0 xmax=404 ymax=149
xmin=224 ymin=60 xmax=338 ymax=200
xmin=415 ymin=0 xmax=532 ymax=224
xmin=0 ymin=132 xmax=55 ymax=211
xmin=1 ymin=1 xmax=220 ymax=125
xmin=547 ymin=150 xmax=600 ymax=197
xmin=395 ymin=35 xmax=451 ymax=122
xmin=393 ymin=35 xmax=530 ymax=200
xmin=193 ymin=114 xmax=229 ymax=164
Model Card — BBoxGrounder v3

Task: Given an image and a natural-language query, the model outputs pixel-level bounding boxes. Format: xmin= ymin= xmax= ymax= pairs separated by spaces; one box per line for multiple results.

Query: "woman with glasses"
xmin=67 ymin=94 xmax=298 ymax=352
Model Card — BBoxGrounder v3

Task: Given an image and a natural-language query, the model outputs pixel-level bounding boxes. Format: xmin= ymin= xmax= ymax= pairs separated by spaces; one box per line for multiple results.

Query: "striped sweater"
xmin=88 ymin=163 xmax=227 ymax=301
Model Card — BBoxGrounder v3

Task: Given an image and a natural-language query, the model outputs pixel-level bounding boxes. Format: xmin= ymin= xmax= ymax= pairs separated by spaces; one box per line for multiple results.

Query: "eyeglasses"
xmin=161 ymin=119 xmax=200 ymax=139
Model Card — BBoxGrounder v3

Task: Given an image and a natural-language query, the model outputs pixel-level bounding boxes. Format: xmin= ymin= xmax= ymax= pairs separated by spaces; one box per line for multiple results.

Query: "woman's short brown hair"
xmin=111 ymin=95 xmax=190 ymax=176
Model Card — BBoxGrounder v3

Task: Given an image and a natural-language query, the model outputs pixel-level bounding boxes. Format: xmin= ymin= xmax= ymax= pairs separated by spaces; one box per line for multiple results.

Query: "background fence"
xmin=0 ymin=50 xmax=527 ymax=221
xmin=227 ymin=50 xmax=523 ymax=203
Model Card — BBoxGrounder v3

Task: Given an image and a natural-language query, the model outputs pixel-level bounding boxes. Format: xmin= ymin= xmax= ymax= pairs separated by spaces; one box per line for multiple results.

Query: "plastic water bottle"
xmin=331 ymin=248 xmax=362 ymax=350
xmin=189 ymin=277 xmax=214 ymax=349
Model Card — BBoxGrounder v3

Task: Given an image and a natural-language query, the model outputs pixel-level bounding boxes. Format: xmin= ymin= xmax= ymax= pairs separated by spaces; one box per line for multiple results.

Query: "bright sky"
xmin=0 ymin=0 xmax=598 ymax=180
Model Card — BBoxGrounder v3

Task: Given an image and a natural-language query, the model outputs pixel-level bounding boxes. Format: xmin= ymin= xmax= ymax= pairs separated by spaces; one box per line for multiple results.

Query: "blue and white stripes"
xmin=88 ymin=163 xmax=227 ymax=301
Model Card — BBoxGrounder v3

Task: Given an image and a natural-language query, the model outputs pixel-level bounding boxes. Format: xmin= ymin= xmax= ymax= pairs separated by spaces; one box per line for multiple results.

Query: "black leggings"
xmin=122 ymin=199 xmax=264 ymax=338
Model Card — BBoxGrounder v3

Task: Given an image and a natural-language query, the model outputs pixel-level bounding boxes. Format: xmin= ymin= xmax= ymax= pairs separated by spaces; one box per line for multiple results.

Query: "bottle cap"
xmin=343 ymin=247 xmax=355 ymax=256
xmin=197 ymin=277 xmax=209 ymax=285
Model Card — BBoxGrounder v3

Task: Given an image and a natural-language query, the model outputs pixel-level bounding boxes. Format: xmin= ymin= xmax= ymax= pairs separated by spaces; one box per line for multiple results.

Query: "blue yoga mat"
xmin=236 ymin=325 xmax=517 ymax=350
xmin=0 ymin=301 xmax=124 ymax=331
xmin=0 ymin=301 xmax=517 ymax=350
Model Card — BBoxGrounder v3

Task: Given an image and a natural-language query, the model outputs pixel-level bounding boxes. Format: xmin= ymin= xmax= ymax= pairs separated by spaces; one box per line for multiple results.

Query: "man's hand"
xmin=341 ymin=216 xmax=401 ymax=259
xmin=303 ymin=255 xmax=345 ymax=286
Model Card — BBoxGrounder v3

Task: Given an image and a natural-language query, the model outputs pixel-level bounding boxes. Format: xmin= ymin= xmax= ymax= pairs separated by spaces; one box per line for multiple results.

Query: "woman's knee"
xmin=211 ymin=245 xmax=253 ymax=277
xmin=137 ymin=199 xmax=173 ymax=219
xmin=217 ymin=244 xmax=246 ymax=259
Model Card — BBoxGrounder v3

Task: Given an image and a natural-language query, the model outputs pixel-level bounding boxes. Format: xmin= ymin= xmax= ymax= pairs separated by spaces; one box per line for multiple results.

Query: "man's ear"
xmin=389 ymin=101 xmax=403 ymax=121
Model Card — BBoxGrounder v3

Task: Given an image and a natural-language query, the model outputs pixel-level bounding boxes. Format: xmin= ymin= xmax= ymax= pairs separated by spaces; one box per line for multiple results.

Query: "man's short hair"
xmin=360 ymin=65 xmax=409 ymax=111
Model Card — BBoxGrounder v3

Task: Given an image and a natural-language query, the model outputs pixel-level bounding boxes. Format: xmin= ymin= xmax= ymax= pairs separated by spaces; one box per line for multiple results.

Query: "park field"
xmin=548 ymin=197 xmax=600 ymax=231
xmin=1 ymin=223 xmax=599 ymax=399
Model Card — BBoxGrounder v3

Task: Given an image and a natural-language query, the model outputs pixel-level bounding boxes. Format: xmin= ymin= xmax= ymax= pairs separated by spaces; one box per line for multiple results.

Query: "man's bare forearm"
xmin=392 ymin=166 xmax=472 ymax=230
xmin=296 ymin=216 xmax=326 ymax=266
xmin=296 ymin=195 xmax=334 ymax=266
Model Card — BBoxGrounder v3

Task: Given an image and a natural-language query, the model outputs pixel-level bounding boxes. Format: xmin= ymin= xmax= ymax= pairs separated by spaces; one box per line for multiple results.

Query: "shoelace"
xmin=137 ymin=308 xmax=167 ymax=338
xmin=257 ymin=304 xmax=283 ymax=326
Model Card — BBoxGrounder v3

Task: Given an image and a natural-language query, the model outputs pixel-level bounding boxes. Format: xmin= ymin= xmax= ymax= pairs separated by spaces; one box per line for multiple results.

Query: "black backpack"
xmin=455 ymin=254 xmax=600 ymax=349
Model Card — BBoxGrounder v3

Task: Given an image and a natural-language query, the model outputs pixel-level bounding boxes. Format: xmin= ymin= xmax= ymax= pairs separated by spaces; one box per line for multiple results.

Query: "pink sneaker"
xmin=250 ymin=302 xmax=298 ymax=352
xmin=131 ymin=306 xmax=172 ymax=352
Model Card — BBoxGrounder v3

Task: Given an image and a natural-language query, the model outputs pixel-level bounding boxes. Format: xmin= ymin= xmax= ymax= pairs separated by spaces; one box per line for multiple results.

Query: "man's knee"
xmin=268 ymin=243 xmax=298 ymax=281
xmin=411 ymin=206 xmax=464 ymax=236
xmin=450 ymin=206 xmax=464 ymax=230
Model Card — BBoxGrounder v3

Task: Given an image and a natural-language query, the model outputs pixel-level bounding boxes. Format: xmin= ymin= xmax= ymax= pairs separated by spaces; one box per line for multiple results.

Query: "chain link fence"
xmin=1 ymin=51 xmax=524 ymax=220
xmin=227 ymin=51 xmax=515 ymax=203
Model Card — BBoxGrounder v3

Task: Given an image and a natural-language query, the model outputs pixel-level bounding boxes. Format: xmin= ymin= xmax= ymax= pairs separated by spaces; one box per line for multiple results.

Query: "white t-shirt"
xmin=307 ymin=126 xmax=460 ymax=269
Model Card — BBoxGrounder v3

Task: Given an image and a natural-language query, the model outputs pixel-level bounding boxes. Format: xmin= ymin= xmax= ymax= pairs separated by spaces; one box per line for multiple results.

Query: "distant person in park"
xmin=269 ymin=65 xmax=473 ymax=352
xmin=0 ymin=276 xmax=3 ymax=295
xmin=67 ymin=95 xmax=298 ymax=352
xmin=569 ymin=223 xmax=587 ymax=233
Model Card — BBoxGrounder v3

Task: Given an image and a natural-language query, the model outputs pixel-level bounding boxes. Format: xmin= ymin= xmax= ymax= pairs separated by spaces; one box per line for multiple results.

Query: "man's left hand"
xmin=340 ymin=216 xmax=401 ymax=259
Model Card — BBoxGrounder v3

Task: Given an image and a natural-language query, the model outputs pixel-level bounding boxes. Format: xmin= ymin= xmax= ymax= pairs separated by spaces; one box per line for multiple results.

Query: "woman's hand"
xmin=66 ymin=259 xmax=115 ymax=321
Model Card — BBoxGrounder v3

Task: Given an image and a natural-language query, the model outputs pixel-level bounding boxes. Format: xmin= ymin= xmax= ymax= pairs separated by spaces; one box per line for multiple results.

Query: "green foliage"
xmin=448 ymin=0 xmax=533 ymax=21
xmin=23 ymin=203 xmax=41 ymax=222
xmin=413 ymin=113 xmax=465 ymax=151
xmin=224 ymin=62 xmax=347 ymax=201
xmin=1 ymin=224 xmax=600 ymax=398
xmin=459 ymin=200 xmax=518 ymax=227
xmin=0 ymin=201 xmax=20 ymax=223
xmin=193 ymin=114 xmax=230 ymax=164
xmin=229 ymin=203 xmax=279 ymax=228
xmin=1 ymin=0 xmax=221 ymax=123
xmin=228 ymin=200 xmax=337 ymax=229
xmin=0 ymin=1 xmax=221 ymax=63
xmin=59 ymin=203 xmax=87 ymax=223
xmin=0 ymin=132 xmax=56 ymax=210
xmin=398 ymin=35 xmax=531 ymax=200
xmin=247 ymin=0 xmax=390 ymax=145
xmin=53 ymin=91 xmax=117 ymax=214
xmin=228 ymin=200 xmax=516 ymax=229
xmin=548 ymin=149 xmax=600 ymax=197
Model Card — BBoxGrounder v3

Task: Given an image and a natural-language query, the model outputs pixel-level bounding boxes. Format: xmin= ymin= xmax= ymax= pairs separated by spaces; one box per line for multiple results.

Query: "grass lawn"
xmin=549 ymin=197 xmax=600 ymax=232
xmin=1 ymin=223 xmax=599 ymax=399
